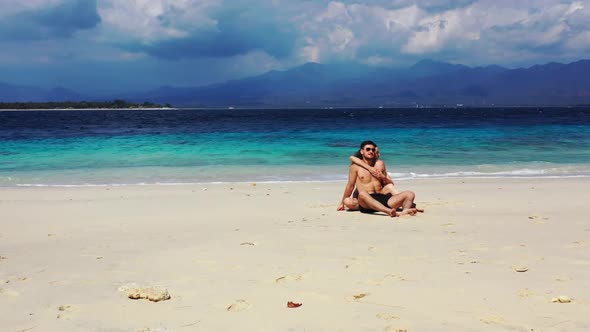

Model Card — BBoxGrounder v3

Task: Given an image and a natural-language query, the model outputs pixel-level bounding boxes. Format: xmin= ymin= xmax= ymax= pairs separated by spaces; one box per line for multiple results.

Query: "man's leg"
xmin=358 ymin=192 xmax=396 ymax=217
xmin=387 ymin=191 xmax=418 ymax=216
xmin=343 ymin=197 xmax=359 ymax=211
xmin=380 ymin=184 xmax=401 ymax=195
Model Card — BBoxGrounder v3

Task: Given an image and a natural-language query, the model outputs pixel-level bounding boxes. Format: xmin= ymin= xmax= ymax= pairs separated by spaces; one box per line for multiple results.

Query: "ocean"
xmin=1 ymin=107 xmax=589 ymax=186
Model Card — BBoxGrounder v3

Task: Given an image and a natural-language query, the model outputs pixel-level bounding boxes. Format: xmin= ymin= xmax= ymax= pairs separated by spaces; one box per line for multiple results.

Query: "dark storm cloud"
xmin=0 ymin=0 xmax=100 ymax=41
xmin=124 ymin=6 xmax=297 ymax=60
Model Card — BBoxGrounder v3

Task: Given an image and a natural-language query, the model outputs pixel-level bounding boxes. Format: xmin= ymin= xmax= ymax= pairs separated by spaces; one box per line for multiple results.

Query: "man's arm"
xmin=350 ymin=155 xmax=383 ymax=179
xmin=337 ymin=165 xmax=357 ymax=211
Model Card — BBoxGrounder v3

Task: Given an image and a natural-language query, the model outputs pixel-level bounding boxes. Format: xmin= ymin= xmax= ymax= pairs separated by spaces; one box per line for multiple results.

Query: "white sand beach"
xmin=1 ymin=178 xmax=589 ymax=331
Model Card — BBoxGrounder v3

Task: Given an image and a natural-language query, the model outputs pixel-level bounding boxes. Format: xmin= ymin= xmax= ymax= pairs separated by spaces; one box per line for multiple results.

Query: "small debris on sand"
xmin=56 ymin=304 xmax=76 ymax=319
xmin=513 ymin=266 xmax=528 ymax=272
xmin=351 ymin=293 xmax=369 ymax=300
xmin=517 ymin=288 xmax=535 ymax=297
xmin=376 ymin=313 xmax=399 ymax=320
xmin=137 ymin=328 xmax=168 ymax=332
xmin=528 ymin=215 xmax=548 ymax=220
xmin=227 ymin=299 xmax=251 ymax=312
xmin=287 ymin=301 xmax=302 ymax=308
xmin=275 ymin=275 xmax=303 ymax=283
xmin=0 ymin=288 xmax=20 ymax=296
xmin=120 ymin=284 xmax=171 ymax=302
xmin=240 ymin=242 xmax=256 ymax=246
xmin=551 ymin=295 xmax=572 ymax=303
xmin=383 ymin=327 xmax=407 ymax=332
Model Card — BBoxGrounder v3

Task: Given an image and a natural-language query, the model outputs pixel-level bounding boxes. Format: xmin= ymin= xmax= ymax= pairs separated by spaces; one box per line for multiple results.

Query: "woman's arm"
xmin=349 ymin=156 xmax=383 ymax=179
xmin=375 ymin=160 xmax=393 ymax=185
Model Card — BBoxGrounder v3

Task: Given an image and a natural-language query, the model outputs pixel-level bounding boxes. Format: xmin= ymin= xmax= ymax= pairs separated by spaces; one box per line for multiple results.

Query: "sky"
xmin=0 ymin=0 xmax=589 ymax=94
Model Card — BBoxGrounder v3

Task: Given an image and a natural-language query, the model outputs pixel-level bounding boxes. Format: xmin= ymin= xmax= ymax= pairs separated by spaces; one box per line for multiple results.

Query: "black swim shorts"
xmin=359 ymin=193 xmax=392 ymax=213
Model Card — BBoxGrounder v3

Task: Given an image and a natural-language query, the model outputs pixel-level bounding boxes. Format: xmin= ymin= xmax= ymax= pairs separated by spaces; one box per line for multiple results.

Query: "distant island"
xmin=0 ymin=100 xmax=173 ymax=110
xmin=2 ymin=59 xmax=590 ymax=107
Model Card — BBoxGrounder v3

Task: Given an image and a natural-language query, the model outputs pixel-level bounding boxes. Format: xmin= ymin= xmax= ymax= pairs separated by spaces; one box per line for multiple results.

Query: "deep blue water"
xmin=1 ymin=107 xmax=590 ymax=186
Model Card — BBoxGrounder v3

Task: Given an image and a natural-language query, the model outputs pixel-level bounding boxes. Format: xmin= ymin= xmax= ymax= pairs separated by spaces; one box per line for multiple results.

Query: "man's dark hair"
xmin=355 ymin=140 xmax=377 ymax=158
xmin=360 ymin=140 xmax=377 ymax=149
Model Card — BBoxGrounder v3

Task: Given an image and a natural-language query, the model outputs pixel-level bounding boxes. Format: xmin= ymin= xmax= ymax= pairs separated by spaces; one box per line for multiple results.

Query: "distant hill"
xmin=129 ymin=59 xmax=590 ymax=107
xmin=0 ymin=82 xmax=83 ymax=102
xmin=2 ymin=59 xmax=590 ymax=107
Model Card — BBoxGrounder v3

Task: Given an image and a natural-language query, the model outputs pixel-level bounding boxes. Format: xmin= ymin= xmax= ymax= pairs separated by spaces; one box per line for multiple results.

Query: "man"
xmin=337 ymin=140 xmax=418 ymax=217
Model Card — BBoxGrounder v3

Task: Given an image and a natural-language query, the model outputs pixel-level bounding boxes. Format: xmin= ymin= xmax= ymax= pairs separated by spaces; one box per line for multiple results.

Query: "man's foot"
xmin=411 ymin=203 xmax=425 ymax=213
xmin=387 ymin=208 xmax=397 ymax=217
xmin=399 ymin=208 xmax=418 ymax=216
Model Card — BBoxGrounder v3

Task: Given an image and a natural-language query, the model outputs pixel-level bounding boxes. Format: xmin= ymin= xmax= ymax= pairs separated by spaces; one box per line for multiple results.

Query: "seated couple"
xmin=337 ymin=140 xmax=423 ymax=217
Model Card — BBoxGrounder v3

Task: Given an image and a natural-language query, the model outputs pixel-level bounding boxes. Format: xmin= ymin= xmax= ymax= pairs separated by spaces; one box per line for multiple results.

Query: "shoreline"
xmin=2 ymin=172 xmax=590 ymax=188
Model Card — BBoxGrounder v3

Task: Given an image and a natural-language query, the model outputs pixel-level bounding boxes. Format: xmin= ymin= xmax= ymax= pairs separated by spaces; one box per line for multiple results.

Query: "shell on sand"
xmin=513 ymin=266 xmax=528 ymax=272
xmin=551 ymin=295 xmax=572 ymax=303
xmin=227 ymin=299 xmax=251 ymax=312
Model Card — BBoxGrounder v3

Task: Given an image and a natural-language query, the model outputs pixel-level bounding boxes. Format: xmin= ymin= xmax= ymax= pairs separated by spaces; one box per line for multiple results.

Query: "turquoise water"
xmin=1 ymin=108 xmax=590 ymax=186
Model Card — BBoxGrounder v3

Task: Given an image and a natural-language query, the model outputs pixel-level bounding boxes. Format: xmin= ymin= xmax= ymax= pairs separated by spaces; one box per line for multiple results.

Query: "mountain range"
xmin=2 ymin=59 xmax=590 ymax=107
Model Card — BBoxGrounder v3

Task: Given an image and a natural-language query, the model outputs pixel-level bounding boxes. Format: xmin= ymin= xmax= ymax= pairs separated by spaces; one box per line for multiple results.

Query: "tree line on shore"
xmin=0 ymin=100 xmax=173 ymax=109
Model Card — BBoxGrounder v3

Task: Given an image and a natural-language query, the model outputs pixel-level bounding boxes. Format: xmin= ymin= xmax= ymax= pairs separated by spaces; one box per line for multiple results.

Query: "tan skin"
xmin=338 ymin=144 xmax=419 ymax=217
xmin=340 ymin=148 xmax=398 ymax=211
xmin=350 ymin=147 xmax=400 ymax=195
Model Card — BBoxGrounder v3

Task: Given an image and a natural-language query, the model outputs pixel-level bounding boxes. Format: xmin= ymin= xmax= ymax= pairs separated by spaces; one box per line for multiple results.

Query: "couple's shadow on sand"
xmin=346 ymin=204 xmax=424 ymax=216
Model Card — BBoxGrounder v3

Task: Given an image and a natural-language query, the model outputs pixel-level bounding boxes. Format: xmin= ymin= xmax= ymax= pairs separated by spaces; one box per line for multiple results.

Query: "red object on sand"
xmin=287 ymin=301 xmax=302 ymax=308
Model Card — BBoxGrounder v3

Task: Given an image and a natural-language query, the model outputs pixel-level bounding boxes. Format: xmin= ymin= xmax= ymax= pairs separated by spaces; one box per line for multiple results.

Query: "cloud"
xmin=0 ymin=0 xmax=100 ymax=41
xmin=336 ymin=0 xmax=477 ymax=12
xmin=97 ymin=0 xmax=220 ymax=42
xmin=2 ymin=0 xmax=590 ymax=93
xmin=99 ymin=0 xmax=297 ymax=60
xmin=125 ymin=8 xmax=296 ymax=59
xmin=3 ymin=0 xmax=583 ymax=66
xmin=296 ymin=1 xmax=590 ymax=66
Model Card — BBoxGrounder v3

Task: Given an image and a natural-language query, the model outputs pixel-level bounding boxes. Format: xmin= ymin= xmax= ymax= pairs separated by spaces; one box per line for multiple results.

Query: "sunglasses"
xmin=364 ymin=147 xmax=376 ymax=152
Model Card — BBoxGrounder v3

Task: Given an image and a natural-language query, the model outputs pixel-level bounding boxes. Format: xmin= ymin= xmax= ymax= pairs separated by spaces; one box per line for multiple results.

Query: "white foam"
xmin=4 ymin=165 xmax=590 ymax=187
